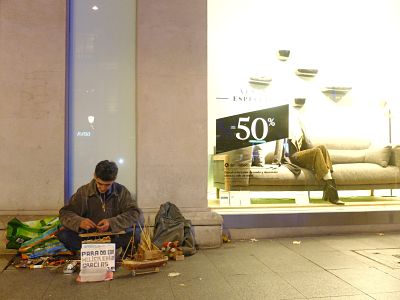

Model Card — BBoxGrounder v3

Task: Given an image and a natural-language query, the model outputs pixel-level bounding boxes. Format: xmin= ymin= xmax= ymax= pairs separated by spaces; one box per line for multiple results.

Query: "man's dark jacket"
xmin=59 ymin=179 xmax=140 ymax=233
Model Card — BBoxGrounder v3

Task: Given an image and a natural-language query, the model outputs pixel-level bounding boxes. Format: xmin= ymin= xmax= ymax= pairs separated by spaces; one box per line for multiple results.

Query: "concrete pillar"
xmin=0 ymin=0 xmax=66 ymax=214
xmin=136 ymin=0 xmax=222 ymax=248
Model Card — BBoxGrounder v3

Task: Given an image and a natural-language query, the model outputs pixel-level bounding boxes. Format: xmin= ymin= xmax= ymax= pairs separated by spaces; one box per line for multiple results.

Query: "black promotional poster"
xmin=216 ymin=104 xmax=289 ymax=153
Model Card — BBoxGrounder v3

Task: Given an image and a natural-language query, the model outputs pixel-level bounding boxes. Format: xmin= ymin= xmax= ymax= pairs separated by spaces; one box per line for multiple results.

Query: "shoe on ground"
xmin=63 ymin=260 xmax=79 ymax=274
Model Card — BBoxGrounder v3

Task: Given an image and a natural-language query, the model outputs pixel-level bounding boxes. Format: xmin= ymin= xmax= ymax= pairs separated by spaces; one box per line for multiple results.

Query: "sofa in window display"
xmin=213 ymin=138 xmax=400 ymax=195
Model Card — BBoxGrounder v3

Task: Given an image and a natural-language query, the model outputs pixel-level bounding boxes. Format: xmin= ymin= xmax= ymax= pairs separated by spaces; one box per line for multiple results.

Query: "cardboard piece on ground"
xmin=77 ymin=269 xmax=113 ymax=282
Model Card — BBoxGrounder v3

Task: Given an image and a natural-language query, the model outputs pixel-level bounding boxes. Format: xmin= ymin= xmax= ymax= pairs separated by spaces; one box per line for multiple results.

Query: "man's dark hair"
xmin=95 ymin=160 xmax=118 ymax=181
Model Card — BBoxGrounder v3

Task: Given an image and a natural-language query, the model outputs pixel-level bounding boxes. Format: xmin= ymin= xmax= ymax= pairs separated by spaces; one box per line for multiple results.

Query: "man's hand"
xmin=97 ymin=219 xmax=110 ymax=232
xmin=79 ymin=218 xmax=97 ymax=231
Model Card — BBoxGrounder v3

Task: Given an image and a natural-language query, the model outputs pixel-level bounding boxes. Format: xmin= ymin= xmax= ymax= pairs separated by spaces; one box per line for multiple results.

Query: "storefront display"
xmin=208 ymin=0 xmax=400 ymax=208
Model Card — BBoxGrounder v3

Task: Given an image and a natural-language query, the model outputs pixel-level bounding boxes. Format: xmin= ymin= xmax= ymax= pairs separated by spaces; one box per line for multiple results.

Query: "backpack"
xmin=152 ymin=202 xmax=197 ymax=256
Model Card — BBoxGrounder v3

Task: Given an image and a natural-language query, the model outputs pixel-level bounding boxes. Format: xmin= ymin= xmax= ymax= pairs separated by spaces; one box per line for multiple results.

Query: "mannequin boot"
xmin=323 ymin=179 xmax=344 ymax=205
xmin=322 ymin=179 xmax=336 ymax=200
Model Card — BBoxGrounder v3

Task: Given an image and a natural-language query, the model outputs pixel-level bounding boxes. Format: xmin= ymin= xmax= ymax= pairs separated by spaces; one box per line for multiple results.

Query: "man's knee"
xmin=56 ymin=228 xmax=69 ymax=242
xmin=57 ymin=228 xmax=81 ymax=251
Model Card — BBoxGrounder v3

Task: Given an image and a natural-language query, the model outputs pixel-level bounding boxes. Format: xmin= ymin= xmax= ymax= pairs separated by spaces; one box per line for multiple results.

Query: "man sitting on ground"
xmin=57 ymin=160 xmax=140 ymax=253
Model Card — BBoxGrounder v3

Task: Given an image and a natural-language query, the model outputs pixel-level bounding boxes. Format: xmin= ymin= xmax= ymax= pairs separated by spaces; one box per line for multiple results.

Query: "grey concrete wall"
xmin=0 ymin=0 xmax=221 ymax=248
xmin=0 ymin=1 xmax=66 ymax=214
xmin=136 ymin=0 xmax=208 ymax=211
xmin=0 ymin=0 xmax=209 ymax=213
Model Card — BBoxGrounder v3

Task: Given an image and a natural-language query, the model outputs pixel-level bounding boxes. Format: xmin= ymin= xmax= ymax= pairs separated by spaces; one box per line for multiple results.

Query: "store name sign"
xmin=216 ymin=105 xmax=288 ymax=153
xmin=216 ymin=89 xmax=269 ymax=103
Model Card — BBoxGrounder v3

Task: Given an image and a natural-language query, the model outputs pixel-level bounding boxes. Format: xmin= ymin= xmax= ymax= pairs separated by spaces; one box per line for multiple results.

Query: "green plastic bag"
xmin=6 ymin=216 xmax=60 ymax=249
xmin=22 ymin=238 xmax=70 ymax=259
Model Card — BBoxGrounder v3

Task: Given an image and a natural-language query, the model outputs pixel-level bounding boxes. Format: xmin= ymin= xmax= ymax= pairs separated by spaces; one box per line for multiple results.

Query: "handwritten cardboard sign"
xmin=81 ymin=243 xmax=115 ymax=272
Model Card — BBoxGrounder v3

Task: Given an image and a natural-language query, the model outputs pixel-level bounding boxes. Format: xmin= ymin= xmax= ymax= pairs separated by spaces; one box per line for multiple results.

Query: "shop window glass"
xmin=67 ymin=0 xmax=136 ymax=198
xmin=208 ymin=0 xmax=400 ymax=207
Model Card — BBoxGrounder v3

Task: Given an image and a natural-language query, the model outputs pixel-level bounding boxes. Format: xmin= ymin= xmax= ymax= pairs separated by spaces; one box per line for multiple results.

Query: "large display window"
xmin=208 ymin=0 xmax=400 ymax=208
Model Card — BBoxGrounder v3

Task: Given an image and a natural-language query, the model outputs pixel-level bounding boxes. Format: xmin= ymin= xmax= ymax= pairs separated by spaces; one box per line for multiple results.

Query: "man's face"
xmin=94 ymin=176 xmax=114 ymax=193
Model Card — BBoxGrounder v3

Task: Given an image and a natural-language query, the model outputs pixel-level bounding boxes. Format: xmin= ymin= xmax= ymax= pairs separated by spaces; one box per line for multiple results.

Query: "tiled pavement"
xmin=1 ymin=232 xmax=400 ymax=299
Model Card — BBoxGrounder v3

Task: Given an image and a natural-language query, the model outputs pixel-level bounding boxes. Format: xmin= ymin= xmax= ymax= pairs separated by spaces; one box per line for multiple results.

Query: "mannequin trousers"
xmin=290 ymin=145 xmax=333 ymax=180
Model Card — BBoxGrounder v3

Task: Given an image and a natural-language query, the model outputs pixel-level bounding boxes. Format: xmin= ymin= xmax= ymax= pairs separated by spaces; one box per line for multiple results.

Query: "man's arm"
xmin=107 ymin=187 xmax=140 ymax=233
xmin=59 ymin=189 xmax=88 ymax=232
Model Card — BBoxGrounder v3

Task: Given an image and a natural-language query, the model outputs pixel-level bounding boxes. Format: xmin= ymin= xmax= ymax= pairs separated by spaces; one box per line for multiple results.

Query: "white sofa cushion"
xmin=329 ymin=149 xmax=366 ymax=164
xmin=333 ymin=163 xmax=400 ymax=185
xmin=365 ymin=145 xmax=392 ymax=167
xmin=390 ymin=145 xmax=400 ymax=166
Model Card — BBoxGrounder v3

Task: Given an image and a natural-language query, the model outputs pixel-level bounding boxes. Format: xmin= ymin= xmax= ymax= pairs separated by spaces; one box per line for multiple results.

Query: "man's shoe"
xmin=63 ymin=260 xmax=79 ymax=274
